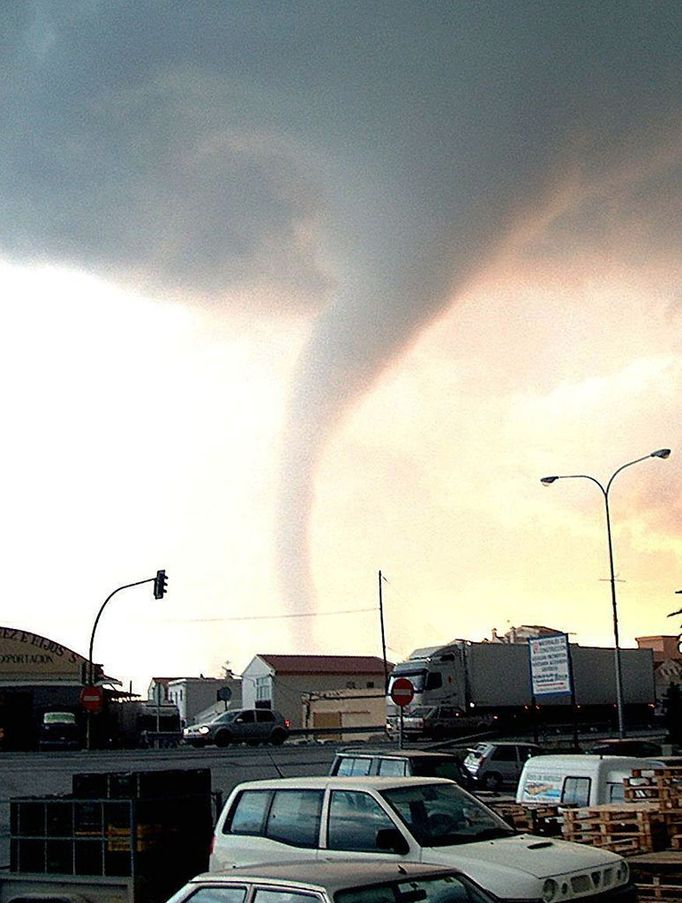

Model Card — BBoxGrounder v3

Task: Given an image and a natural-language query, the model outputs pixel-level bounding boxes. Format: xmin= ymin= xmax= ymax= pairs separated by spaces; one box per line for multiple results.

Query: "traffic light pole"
xmin=86 ymin=571 xmax=168 ymax=749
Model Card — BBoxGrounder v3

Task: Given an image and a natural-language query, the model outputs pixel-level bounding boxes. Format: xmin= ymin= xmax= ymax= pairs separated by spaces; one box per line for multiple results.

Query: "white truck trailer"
xmin=386 ymin=640 xmax=655 ymax=737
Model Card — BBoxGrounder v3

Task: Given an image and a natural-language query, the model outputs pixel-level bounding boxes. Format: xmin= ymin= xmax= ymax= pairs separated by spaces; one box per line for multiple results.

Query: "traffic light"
xmin=153 ymin=569 xmax=168 ymax=599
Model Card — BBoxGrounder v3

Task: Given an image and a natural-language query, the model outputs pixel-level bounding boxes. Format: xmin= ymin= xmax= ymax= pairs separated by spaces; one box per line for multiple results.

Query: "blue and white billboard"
xmin=529 ymin=633 xmax=572 ymax=697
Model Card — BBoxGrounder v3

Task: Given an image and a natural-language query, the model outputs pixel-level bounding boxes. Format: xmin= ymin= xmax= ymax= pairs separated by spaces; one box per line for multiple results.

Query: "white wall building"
xmin=149 ymin=676 xmax=242 ymax=726
xmin=241 ymin=654 xmax=390 ymax=729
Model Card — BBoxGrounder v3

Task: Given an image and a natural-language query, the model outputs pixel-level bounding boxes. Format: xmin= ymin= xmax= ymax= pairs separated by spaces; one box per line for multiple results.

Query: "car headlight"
xmin=542 ymin=879 xmax=558 ymax=902
xmin=616 ymin=861 xmax=630 ymax=885
xmin=198 ymin=726 xmax=210 ymax=734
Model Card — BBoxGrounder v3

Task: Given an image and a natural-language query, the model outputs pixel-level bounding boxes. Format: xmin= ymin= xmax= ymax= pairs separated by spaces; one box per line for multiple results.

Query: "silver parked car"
xmin=463 ymin=742 xmax=542 ymax=791
xmin=165 ymin=859 xmax=500 ymax=903
xmin=183 ymin=708 xmax=289 ymax=747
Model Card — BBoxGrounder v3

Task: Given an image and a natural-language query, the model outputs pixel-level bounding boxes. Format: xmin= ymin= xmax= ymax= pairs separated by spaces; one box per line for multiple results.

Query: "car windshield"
xmin=381 ymin=783 xmax=514 ymax=847
xmin=43 ymin=712 xmax=76 ymax=725
xmin=402 ymin=706 xmax=436 ymax=719
xmin=335 ymin=874 xmax=492 ymax=903
xmin=209 ymin=711 xmax=238 ymax=723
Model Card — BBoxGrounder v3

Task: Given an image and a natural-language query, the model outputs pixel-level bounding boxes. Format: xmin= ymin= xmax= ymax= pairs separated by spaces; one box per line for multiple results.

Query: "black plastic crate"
xmin=72 ymin=772 xmax=108 ymax=799
xmin=46 ymin=801 xmax=74 ymax=837
xmin=75 ymin=838 xmax=104 ymax=875
xmin=74 ymin=800 xmax=104 ymax=836
xmin=46 ymin=839 xmax=73 ymax=873
xmin=11 ymin=838 xmax=45 ymax=873
xmin=107 ymin=768 xmax=212 ymax=800
xmin=11 ymin=800 xmax=45 ymax=837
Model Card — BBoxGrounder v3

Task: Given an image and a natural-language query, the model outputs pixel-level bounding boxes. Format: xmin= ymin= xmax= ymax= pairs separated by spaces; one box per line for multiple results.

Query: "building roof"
xmin=256 ymin=654 xmax=392 ymax=675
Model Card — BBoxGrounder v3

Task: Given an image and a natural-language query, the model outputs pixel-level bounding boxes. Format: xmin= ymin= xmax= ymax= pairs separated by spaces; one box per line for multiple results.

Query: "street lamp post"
xmin=541 ymin=448 xmax=670 ymax=739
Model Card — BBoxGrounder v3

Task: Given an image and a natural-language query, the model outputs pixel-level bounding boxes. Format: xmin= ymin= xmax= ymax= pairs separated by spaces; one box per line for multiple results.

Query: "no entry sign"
xmin=390 ymin=677 xmax=415 ymax=707
xmin=80 ymin=685 xmax=104 ymax=714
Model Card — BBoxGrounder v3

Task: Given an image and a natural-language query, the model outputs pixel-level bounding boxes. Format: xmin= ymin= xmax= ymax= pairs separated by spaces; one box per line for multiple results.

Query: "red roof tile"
xmin=257 ymin=654 xmax=392 ymax=675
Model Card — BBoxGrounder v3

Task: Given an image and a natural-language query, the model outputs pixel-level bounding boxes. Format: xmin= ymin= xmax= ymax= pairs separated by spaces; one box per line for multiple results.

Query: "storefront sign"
xmin=0 ymin=627 xmax=87 ymax=678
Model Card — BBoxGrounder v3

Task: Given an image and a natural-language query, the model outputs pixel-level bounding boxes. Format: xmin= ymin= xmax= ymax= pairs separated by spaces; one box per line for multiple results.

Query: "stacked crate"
xmin=488 ymin=801 xmax=562 ymax=836
xmin=625 ymin=765 xmax=682 ymax=851
xmin=562 ymin=802 xmax=668 ymax=856
xmin=10 ymin=769 xmax=213 ymax=903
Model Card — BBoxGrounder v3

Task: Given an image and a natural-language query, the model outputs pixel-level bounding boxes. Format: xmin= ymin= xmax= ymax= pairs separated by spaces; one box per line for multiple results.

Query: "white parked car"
xmin=166 ymin=859 xmax=501 ymax=903
xmin=210 ymin=776 xmax=634 ymax=903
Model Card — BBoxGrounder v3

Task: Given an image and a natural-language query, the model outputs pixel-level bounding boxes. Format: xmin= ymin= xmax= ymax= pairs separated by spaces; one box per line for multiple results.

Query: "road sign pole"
xmin=390 ymin=677 xmax=414 ymax=750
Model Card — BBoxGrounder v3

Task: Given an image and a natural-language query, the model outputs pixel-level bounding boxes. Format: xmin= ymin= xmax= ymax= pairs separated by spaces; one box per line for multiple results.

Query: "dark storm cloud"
xmin=2 ymin=2 xmax=681 ymax=635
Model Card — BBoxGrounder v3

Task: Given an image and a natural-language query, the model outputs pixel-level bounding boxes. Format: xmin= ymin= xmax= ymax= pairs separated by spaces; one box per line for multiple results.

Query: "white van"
xmin=211 ymin=775 xmax=634 ymax=902
xmin=516 ymin=754 xmax=662 ymax=807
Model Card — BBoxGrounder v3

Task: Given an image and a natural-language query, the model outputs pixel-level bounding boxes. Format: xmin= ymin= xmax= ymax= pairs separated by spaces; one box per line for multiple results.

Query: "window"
xmin=490 ymin=747 xmax=517 ymax=762
xmin=336 ymin=875 xmax=490 ymax=903
xmin=377 ymin=759 xmax=407 ymax=777
xmin=608 ymin=782 xmax=625 ymax=803
xmin=236 ymin=710 xmax=256 ymax=724
xmin=180 ymin=888 xmax=247 ymax=903
xmin=255 ymin=677 xmax=271 ymax=702
xmin=425 ymin=672 xmax=443 ymax=691
xmin=255 ymin=891 xmax=322 ymax=903
xmin=336 ymin=757 xmax=372 ymax=776
xmin=256 ymin=710 xmax=275 ymax=723
xmin=265 ymin=790 xmax=323 ymax=847
xmin=227 ymin=790 xmax=271 ymax=835
xmin=327 ymin=790 xmax=396 ymax=851
xmin=562 ymin=777 xmax=591 ymax=807
xmin=382 ymin=782 xmax=512 ymax=847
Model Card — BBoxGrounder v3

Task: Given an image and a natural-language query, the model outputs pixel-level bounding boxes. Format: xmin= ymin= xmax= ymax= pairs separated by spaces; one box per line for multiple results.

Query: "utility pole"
xmin=378 ymin=570 xmax=389 ymax=693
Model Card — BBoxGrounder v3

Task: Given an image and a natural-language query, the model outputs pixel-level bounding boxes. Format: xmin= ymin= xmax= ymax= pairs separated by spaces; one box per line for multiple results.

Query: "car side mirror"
xmin=375 ymin=828 xmax=409 ymax=855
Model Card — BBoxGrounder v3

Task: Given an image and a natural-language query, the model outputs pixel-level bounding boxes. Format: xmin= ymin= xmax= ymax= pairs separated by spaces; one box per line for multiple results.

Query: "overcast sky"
xmin=2 ymin=1 xmax=681 ymax=694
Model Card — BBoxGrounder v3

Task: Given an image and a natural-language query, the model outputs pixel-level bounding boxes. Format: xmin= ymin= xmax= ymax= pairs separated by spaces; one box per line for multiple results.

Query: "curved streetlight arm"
xmin=87 ymin=578 xmax=154 ymax=685
xmin=605 ymin=453 xmax=658 ymax=494
xmin=544 ymin=474 xmax=607 ymax=496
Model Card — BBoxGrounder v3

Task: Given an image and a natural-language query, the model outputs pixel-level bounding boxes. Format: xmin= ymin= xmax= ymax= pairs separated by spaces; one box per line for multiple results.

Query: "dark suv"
xmin=329 ymin=748 xmax=468 ymax=785
xmin=182 ymin=708 xmax=289 ymax=747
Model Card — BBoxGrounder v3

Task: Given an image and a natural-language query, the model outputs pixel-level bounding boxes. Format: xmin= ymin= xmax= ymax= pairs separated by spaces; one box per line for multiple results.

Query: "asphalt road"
xmin=0 ymin=742 xmax=338 ymax=869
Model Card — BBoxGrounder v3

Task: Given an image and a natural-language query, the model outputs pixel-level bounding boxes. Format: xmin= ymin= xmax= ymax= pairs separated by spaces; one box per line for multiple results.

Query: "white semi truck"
xmin=386 ymin=639 xmax=656 ymax=738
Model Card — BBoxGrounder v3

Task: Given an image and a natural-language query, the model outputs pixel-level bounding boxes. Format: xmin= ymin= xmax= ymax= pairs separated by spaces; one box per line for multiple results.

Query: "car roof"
xmin=524 ymin=753 xmax=663 ymax=767
xmin=470 ymin=741 xmax=540 ymax=750
xmin=186 ymin=860 xmax=471 ymax=893
xmin=589 ymin=740 xmax=661 ymax=750
xmin=336 ymin=748 xmax=457 ymax=760
xmin=231 ymin=776 xmax=453 ymax=791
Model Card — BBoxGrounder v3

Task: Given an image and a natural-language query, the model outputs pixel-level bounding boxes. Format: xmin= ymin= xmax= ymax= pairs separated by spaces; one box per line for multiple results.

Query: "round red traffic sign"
xmin=80 ymin=685 xmax=104 ymax=714
xmin=390 ymin=677 xmax=415 ymax=707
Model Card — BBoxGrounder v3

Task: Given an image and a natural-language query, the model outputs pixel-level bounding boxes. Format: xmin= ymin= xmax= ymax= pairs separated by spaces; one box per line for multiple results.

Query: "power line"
xmin=155 ymin=607 xmax=377 ymax=624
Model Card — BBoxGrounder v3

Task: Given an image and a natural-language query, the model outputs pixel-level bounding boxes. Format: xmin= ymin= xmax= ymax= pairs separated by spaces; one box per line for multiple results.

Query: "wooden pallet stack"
xmin=488 ymin=801 xmax=561 ymax=836
xmin=562 ymin=802 xmax=668 ymax=856
xmin=634 ymin=870 xmax=682 ymax=902
xmin=625 ymin=766 xmax=682 ymax=851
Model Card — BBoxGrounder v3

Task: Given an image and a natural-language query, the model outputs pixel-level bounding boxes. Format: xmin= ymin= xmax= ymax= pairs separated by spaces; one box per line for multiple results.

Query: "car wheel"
xmin=215 ymin=731 xmax=231 ymax=747
xmin=270 ymin=729 xmax=287 ymax=745
xmin=482 ymin=772 xmax=502 ymax=791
